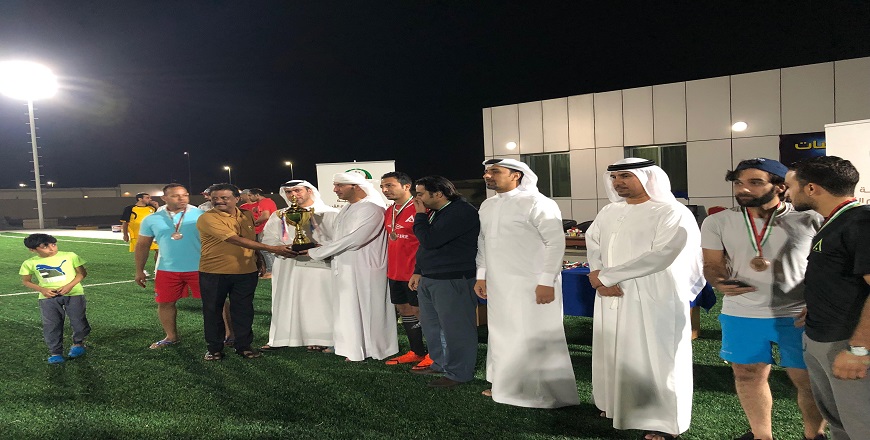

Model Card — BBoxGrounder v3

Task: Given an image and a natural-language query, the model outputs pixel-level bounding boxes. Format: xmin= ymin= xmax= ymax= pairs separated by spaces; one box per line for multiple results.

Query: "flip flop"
xmin=149 ymin=339 xmax=178 ymax=350
xmin=306 ymin=345 xmax=327 ymax=352
xmin=260 ymin=345 xmax=286 ymax=351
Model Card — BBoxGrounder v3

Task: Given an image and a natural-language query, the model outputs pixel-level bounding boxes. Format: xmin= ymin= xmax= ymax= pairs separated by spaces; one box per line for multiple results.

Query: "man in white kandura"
xmin=586 ymin=158 xmax=705 ymax=440
xmin=260 ymin=180 xmax=339 ymax=352
xmin=474 ymin=158 xmax=580 ymax=408
xmin=303 ymin=172 xmax=398 ymax=362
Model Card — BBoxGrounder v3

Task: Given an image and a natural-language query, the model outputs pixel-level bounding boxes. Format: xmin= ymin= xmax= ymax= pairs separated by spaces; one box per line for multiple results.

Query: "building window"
xmin=520 ymin=153 xmax=571 ymax=197
xmin=624 ymin=144 xmax=688 ymax=198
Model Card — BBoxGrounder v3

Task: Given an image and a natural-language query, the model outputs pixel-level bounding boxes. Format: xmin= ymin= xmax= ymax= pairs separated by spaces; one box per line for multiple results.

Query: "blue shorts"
xmin=719 ymin=314 xmax=806 ymax=369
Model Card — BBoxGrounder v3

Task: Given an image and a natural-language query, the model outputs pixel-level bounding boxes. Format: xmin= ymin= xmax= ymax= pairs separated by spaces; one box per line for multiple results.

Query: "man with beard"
xmin=786 ymin=156 xmax=870 ymax=439
xmin=701 ymin=158 xmax=825 ymax=440
xmin=475 ymin=159 xmax=579 ymax=408
xmin=586 ymin=158 xmax=705 ymax=440
xmin=260 ymin=180 xmax=338 ymax=351
xmin=381 ymin=171 xmax=432 ymax=370
xmin=303 ymin=172 xmax=398 ymax=362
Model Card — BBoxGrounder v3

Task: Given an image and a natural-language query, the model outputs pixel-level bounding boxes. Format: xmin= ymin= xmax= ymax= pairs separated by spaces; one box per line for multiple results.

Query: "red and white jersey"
xmin=384 ymin=200 xmax=421 ymax=281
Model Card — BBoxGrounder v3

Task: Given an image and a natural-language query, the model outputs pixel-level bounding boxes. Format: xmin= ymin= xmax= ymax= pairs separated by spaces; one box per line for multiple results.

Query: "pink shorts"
xmin=154 ymin=270 xmax=201 ymax=303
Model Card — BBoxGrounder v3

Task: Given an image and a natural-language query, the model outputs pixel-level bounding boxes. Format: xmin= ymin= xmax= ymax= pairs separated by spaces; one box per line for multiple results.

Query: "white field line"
xmin=0 ymin=279 xmax=142 ymax=297
xmin=1 ymin=234 xmax=140 ymax=297
xmin=0 ymin=233 xmax=127 ymax=246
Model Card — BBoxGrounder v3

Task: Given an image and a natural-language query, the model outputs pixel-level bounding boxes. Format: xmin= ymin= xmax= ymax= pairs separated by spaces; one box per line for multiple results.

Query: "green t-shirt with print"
xmin=19 ymin=251 xmax=86 ymax=300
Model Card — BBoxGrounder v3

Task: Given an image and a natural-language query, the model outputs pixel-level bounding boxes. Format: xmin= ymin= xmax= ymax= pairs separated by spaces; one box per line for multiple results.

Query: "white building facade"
xmin=482 ymin=56 xmax=870 ymax=223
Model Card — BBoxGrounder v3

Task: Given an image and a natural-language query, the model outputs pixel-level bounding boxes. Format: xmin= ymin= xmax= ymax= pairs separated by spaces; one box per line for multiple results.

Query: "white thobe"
xmin=308 ymin=200 xmax=398 ymax=361
xmin=586 ymin=200 xmax=704 ymax=435
xmin=262 ymin=204 xmax=338 ymax=348
xmin=476 ymin=188 xmax=580 ymax=409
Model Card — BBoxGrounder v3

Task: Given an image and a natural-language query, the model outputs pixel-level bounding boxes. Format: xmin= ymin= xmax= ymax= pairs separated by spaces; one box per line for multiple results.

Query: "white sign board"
xmin=825 ymin=119 xmax=870 ymax=205
xmin=315 ymin=160 xmax=395 ymax=209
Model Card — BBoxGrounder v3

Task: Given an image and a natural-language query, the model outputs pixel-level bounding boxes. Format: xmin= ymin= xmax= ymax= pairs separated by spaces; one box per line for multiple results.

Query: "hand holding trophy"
xmin=279 ymin=195 xmax=317 ymax=252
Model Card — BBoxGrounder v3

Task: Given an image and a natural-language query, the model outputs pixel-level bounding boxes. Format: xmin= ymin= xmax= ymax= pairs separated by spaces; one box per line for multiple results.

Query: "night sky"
xmin=1 ymin=1 xmax=869 ymax=192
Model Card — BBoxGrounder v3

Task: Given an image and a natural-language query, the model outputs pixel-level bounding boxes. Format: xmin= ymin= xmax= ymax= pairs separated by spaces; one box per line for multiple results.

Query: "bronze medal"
xmin=389 ymin=231 xmax=398 ymax=241
xmin=171 ymin=232 xmax=183 ymax=240
xmin=749 ymin=256 xmax=770 ymax=272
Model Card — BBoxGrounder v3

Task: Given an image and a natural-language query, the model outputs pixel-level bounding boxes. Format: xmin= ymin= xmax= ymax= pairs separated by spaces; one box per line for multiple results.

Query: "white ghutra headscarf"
xmin=332 ymin=172 xmax=387 ymax=208
xmin=482 ymin=158 xmax=539 ymax=193
xmin=603 ymin=158 xmax=678 ymax=204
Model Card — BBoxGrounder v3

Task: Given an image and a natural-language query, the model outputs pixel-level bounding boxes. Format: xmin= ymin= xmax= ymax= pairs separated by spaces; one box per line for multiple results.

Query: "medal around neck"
xmin=280 ymin=195 xmax=316 ymax=252
xmin=749 ymin=256 xmax=770 ymax=272
xmin=170 ymin=232 xmax=183 ymax=240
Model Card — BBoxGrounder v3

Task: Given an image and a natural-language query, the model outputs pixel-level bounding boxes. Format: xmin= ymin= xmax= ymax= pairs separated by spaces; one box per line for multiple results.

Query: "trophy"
xmin=279 ymin=196 xmax=317 ymax=252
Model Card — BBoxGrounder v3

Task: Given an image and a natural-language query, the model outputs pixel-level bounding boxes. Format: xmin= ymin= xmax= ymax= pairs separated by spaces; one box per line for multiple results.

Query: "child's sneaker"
xmin=48 ymin=355 xmax=65 ymax=364
xmin=68 ymin=345 xmax=86 ymax=358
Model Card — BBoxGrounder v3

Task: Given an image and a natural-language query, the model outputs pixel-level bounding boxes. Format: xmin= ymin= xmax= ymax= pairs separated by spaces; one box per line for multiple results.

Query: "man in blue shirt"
xmin=136 ymin=183 xmax=206 ymax=349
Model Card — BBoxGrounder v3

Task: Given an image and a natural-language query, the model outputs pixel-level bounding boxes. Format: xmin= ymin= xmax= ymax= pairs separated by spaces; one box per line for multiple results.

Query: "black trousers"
xmin=199 ymin=271 xmax=258 ymax=353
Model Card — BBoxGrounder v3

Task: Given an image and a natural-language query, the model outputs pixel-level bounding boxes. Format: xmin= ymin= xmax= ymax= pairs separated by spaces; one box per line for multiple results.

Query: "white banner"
xmin=315 ymin=160 xmax=395 ymax=208
xmin=825 ymin=119 xmax=870 ymax=205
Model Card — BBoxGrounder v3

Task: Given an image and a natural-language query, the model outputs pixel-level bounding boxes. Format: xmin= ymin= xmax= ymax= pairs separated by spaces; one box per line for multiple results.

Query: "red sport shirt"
xmin=384 ymin=200 xmax=420 ymax=281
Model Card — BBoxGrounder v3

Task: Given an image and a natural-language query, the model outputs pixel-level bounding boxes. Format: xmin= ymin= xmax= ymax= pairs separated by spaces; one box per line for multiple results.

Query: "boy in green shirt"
xmin=19 ymin=234 xmax=90 ymax=364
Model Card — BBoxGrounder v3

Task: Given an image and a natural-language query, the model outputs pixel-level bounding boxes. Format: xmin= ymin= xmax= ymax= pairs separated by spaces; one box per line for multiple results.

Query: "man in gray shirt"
xmin=701 ymin=158 xmax=825 ymax=440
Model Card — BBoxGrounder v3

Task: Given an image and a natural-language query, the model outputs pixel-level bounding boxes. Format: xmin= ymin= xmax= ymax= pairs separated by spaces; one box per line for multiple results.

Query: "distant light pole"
xmin=223 ymin=165 xmax=232 ymax=185
xmin=19 ymin=183 xmax=26 ymax=187
xmin=183 ymin=152 xmax=192 ymax=191
xmin=46 ymin=181 xmax=55 ymax=187
xmin=284 ymin=160 xmax=294 ymax=180
xmin=0 ymin=60 xmax=58 ymax=229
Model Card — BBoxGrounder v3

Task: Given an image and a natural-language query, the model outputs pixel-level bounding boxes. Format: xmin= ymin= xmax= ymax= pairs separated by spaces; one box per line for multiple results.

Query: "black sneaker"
xmin=734 ymin=432 xmax=758 ymax=440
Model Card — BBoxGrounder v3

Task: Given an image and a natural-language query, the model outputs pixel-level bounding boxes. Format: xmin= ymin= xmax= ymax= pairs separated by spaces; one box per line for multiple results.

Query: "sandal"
xmin=481 ymin=389 xmax=492 ymax=397
xmin=149 ymin=339 xmax=178 ymax=350
xmin=238 ymin=349 xmax=262 ymax=359
xmin=260 ymin=345 xmax=285 ymax=351
xmin=321 ymin=346 xmax=335 ymax=354
xmin=223 ymin=337 xmax=235 ymax=347
xmin=306 ymin=345 xmax=327 ymax=352
xmin=204 ymin=350 xmax=224 ymax=361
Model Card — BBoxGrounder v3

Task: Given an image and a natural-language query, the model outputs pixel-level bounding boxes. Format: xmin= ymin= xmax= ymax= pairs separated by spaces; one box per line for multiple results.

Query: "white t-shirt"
xmin=701 ymin=203 xmax=821 ymax=318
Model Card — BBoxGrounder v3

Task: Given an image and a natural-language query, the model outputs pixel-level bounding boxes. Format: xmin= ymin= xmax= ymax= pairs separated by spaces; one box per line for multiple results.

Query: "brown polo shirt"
xmin=196 ymin=207 xmax=258 ymax=274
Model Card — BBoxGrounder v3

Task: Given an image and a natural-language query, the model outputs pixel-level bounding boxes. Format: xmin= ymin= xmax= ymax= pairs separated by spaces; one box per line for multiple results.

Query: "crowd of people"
xmin=18 ymin=156 xmax=869 ymax=440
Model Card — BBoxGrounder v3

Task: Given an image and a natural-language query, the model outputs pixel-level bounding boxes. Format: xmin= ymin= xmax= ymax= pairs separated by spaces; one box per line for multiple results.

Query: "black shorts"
xmin=389 ymin=278 xmax=418 ymax=307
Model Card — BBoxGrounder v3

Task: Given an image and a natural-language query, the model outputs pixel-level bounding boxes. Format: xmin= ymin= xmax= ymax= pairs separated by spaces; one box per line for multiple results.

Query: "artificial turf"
xmin=0 ymin=231 xmax=813 ymax=439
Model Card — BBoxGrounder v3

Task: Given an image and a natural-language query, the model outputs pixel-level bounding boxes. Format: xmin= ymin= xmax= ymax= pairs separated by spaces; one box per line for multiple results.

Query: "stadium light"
xmin=0 ymin=60 xmax=59 ymax=229
xmin=284 ymin=161 xmax=294 ymax=180
xmin=223 ymin=165 xmax=232 ymax=184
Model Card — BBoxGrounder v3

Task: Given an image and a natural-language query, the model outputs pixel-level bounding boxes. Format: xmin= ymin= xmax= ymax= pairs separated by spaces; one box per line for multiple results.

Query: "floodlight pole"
xmin=184 ymin=151 xmax=192 ymax=191
xmin=27 ymin=99 xmax=45 ymax=229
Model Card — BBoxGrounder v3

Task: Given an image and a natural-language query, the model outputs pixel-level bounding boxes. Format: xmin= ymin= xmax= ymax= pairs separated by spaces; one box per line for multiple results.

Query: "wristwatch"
xmin=848 ymin=345 xmax=870 ymax=356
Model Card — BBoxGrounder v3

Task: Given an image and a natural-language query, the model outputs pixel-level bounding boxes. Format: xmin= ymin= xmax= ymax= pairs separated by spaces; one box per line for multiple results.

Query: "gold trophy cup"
xmin=279 ymin=196 xmax=316 ymax=251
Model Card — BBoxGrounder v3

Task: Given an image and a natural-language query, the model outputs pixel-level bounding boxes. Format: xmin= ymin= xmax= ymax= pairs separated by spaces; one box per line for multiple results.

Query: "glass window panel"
xmin=522 ymin=155 xmax=551 ymax=197
xmin=551 ymin=153 xmax=571 ymax=197
xmin=626 ymin=146 xmax=659 ymax=163
xmin=661 ymin=144 xmax=688 ymax=195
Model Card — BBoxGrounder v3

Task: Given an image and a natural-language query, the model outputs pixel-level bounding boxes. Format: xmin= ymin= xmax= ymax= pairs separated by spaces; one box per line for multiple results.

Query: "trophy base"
xmin=291 ymin=243 xmax=317 ymax=252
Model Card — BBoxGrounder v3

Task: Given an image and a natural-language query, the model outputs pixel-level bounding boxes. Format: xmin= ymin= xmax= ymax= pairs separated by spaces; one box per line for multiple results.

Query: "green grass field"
xmin=0 ymin=232 xmax=811 ymax=439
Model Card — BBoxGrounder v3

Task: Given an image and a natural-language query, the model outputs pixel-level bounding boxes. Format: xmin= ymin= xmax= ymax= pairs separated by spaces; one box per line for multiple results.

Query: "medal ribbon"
xmin=428 ymin=200 xmax=452 ymax=224
xmin=168 ymin=208 xmax=186 ymax=235
xmin=742 ymin=203 xmax=783 ymax=257
xmin=818 ymin=199 xmax=860 ymax=233
xmin=391 ymin=197 xmax=413 ymax=234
